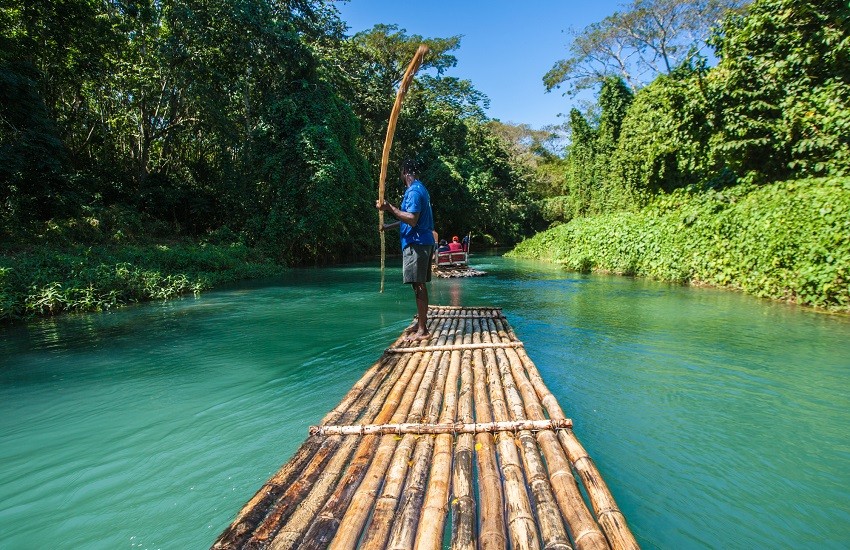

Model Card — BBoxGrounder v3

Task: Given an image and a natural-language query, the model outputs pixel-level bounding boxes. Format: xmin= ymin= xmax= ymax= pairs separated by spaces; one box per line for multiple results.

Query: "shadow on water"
xmin=1 ymin=252 xmax=849 ymax=549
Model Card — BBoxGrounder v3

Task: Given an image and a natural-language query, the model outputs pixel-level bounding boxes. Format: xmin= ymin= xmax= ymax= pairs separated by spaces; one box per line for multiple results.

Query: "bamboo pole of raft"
xmin=263 ymin=318 xmax=441 ymax=549
xmin=470 ymin=318 xmax=509 ymax=550
xmin=310 ymin=418 xmax=572 ymax=436
xmin=386 ymin=341 xmax=525 ymax=353
xmin=414 ymin=315 xmax=464 ymax=549
xmin=363 ymin=315 xmax=454 ymax=549
xmin=451 ymin=317 xmax=477 ymax=550
xmin=302 ymin=317 xmax=455 ymax=549
xmin=482 ymin=320 xmax=580 ymax=550
xmin=378 ymin=44 xmax=428 ymax=293
xmin=340 ymin=316 xmax=457 ymax=550
xmin=272 ymin=316 xmax=447 ymax=550
xmin=360 ymin=316 xmax=459 ymax=549
xmin=476 ymin=317 xmax=543 ymax=550
xmin=211 ymin=335 xmax=405 ymax=549
xmin=385 ymin=317 xmax=460 ymax=550
xmin=328 ymin=316 xmax=457 ymax=550
xmin=248 ymin=344 xmax=418 ymax=549
xmin=484 ymin=318 xmax=609 ymax=550
xmin=471 ymin=337 xmax=507 ymax=549
xmin=493 ymin=317 xmax=639 ymax=550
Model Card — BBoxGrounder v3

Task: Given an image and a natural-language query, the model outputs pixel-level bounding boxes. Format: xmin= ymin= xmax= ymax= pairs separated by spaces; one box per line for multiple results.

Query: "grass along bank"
xmin=0 ymin=243 xmax=285 ymax=322
xmin=508 ymin=177 xmax=850 ymax=312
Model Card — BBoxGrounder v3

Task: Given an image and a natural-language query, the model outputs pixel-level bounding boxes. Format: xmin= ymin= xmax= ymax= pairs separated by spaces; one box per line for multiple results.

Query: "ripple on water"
xmin=2 ymin=255 xmax=850 ymax=549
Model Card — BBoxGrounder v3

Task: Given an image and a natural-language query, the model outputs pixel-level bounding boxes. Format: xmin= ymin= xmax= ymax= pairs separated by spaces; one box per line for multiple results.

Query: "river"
xmin=1 ymin=253 xmax=849 ymax=549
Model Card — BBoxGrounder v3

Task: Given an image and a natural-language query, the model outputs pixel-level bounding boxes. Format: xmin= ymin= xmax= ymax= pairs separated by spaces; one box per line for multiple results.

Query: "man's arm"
xmin=380 ymin=220 xmax=401 ymax=232
xmin=376 ymin=200 xmax=420 ymax=227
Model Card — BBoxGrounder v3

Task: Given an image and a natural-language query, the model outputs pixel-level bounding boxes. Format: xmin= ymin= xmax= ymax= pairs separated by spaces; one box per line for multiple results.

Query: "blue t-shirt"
xmin=399 ymin=180 xmax=435 ymax=250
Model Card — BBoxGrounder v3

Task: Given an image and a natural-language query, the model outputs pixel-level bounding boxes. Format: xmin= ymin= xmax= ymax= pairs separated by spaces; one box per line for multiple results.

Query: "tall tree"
xmin=544 ymin=0 xmax=745 ymax=94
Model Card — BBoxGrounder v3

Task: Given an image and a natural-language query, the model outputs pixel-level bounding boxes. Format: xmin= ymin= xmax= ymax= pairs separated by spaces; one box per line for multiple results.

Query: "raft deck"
xmin=213 ymin=306 xmax=638 ymax=550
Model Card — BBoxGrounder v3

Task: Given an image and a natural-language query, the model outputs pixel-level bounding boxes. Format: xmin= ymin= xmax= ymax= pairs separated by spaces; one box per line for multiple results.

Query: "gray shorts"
xmin=402 ymin=244 xmax=434 ymax=284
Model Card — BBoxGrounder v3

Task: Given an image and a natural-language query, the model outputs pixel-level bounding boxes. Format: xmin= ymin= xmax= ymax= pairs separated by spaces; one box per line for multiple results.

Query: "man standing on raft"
xmin=377 ymin=159 xmax=436 ymax=341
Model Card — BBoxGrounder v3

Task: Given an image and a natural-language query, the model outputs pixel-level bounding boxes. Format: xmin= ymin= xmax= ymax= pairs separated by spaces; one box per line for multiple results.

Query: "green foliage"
xmin=0 ymin=243 xmax=284 ymax=321
xmin=509 ymin=177 xmax=850 ymax=311
xmin=251 ymin=80 xmax=372 ymax=263
xmin=538 ymin=0 xmax=849 ymax=228
xmin=710 ymin=0 xmax=850 ymax=181
xmin=613 ymin=66 xmax=715 ymax=197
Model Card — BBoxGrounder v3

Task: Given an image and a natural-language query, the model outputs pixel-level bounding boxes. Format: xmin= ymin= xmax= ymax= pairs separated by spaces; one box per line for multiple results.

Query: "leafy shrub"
xmin=0 ymin=243 xmax=285 ymax=321
xmin=508 ymin=177 xmax=850 ymax=311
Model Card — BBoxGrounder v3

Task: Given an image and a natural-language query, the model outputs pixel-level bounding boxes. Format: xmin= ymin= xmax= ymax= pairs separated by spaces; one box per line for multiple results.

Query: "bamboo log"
xmin=384 ymin=318 xmax=460 ymax=550
xmin=470 ymin=319 xmax=508 ymax=550
xmin=450 ymin=318 xmax=476 ymax=549
xmin=420 ymin=313 xmax=504 ymax=319
xmin=240 ymin=348 xmax=409 ymax=545
xmin=484 ymin=317 xmax=609 ymax=550
xmin=354 ymin=318 xmax=459 ymax=549
xmin=310 ymin=418 xmax=572 ymax=436
xmin=494 ymin=318 xmax=638 ymax=550
xmin=264 ymin=317 xmax=447 ymax=550
xmin=482 ymin=319 xmax=574 ymax=550
xmin=266 ymin=435 xmax=361 ymax=550
xmin=386 ymin=341 xmax=524 ymax=353
xmin=331 ymin=318 xmax=457 ymax=550
xmin=477 ymin=318 xmax=541 ymax=550
xmin=296 ymin=316 xmax=453 ymax=549
xmin=211 ymin=344 xmax=402 ymax=549
xmin=414 ymin=315 xmax=465 ymax=549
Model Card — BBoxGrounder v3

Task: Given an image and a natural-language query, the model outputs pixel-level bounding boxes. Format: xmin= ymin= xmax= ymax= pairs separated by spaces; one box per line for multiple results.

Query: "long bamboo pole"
xmin=478 ymin=318 xmax=541 ymax=550
xmin=451 ymin=317 xmax=476 ymax=550
xmin=287 ymin=316 xmax=448 ymax=549
xmin=386 ymin=341 xmax=525 ymax=353
xmin=494 ymin=317 xmax=639 ymax=550
xmin=469 ymin=318 xmax=508 ymax=550
xmin=414 ymin=315 xmax=465 ymax=549
xmin=486 ymin=317 xmax=608 ymax=550
xmin=245 ymin=352 xmax=407 ymax=541
xmin=331 ymin=316 xmax=455 ymax=550
xmin=482 ymin=318 xmax=574 ymax=550
xmin=378 ymin=44 xmax=428 ymax=292
xmin=310 ymin=418 xmax=572 ymax=436
xmin=385 ymin=317 xmax=460 ymax=549
xmin=264 ymin=318 xmax=443 ymax=550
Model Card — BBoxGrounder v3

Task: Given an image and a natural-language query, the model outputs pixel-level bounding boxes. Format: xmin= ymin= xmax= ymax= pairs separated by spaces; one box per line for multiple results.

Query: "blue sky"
xmin=335 ymin=0 xmax=625 ymax=129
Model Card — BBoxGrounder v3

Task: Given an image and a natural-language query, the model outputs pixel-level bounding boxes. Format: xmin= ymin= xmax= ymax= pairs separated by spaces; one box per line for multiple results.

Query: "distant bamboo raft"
xmin=433 ymin=265 xmax=487 ymax=278
xmin=212 ymin=306 xmax=639 ymax=550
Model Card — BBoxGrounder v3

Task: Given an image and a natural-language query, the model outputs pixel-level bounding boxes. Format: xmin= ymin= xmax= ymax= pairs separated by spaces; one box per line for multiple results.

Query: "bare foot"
xmin=405 ymin=331 xmax=430 ymax=342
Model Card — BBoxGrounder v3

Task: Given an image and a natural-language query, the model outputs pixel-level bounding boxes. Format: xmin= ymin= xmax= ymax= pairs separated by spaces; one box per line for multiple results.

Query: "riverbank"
xmin=508 ymin=177 xmax=850 ymax=312
xmin=0 ymin=243 xmax=285 ymax=322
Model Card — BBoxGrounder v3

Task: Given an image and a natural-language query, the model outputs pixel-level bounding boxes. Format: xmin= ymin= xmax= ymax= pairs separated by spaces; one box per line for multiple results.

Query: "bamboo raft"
xmin=432 ymin=265 xmax=487 ymax=278
xmin=212 ymin=306 xmax=638 ymax=550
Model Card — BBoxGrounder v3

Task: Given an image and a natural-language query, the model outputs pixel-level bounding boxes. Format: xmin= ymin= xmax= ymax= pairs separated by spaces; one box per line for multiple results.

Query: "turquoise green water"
xmin=2 ymin=254 xmax=849 ymax=549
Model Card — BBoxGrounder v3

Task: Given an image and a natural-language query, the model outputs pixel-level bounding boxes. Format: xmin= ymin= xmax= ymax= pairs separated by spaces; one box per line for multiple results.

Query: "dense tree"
xmin=538 ymin=0 xmax=849 ymax=222
xmin=613 ymin=63 xmax=715 ymax=196
xmin=709 ymin=0 xmax=850 ymax=181
xmin=324 ymin=23 xmax=540 ymax=244
xmin=1 ymin=0 xmax=541 ymax=261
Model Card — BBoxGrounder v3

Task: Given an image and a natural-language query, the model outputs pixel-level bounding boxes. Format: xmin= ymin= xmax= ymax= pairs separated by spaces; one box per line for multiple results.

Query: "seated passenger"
xmin=448 ymin=236 xmax=463 ymax=252
xmin=438 ymin=239 xmax=450 ymax=252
